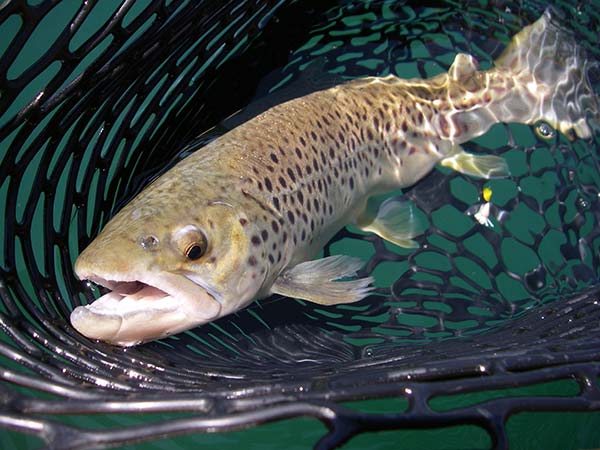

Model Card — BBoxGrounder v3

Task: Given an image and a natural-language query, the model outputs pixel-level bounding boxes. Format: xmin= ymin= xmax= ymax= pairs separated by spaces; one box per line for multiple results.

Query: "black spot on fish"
xmin=349 ymin=176 xmax=355 ymax=189
xmin=270 ymin=153 xmax=279 ymax=163
xmin=310 ymin=131 xmax=317 ymax=141
xmin=265 ymin=178 xmax=273 ymax=192
xmin=279 ymin=177 xmax=287 ymax=189
xmin=251 ymin=235 xmax=261 ymax=246
xmin=297 ymin=191 xmax=304 ymax=205
xmin=261 ymin=230 xmax=269 ymax=241
xmin=248 ymin=256 xmax=257 ymax=266
xmin=287 ymin=168 xmax=296 ymax=183
xmin=287 ymin=211 xmax=295 ymax=224
xmin=295 ymin=147 xmax=303 ymax=159
xmin=273 ymin=197 xmax=280 ymax=210
xmin=299 ymin=136 xmax=306 ymax=146
xmin=268 ymin=254 xmax=275 ymax=264
xmin=301 ymin=229 xmax=306 ymax=241
xmin=283 ymin=231 xmax=288 ymax=243
xmin=271 ymin=220 xmax=279 ymax=233
xmin=239 ymin=218 xmax=248 ymax=226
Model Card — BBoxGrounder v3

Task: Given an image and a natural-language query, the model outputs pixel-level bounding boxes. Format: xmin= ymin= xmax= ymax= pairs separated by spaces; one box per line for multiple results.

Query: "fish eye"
xmin=173 ymin=225 xmax=208 ymax=261
xmin=185 ymin=242 xmax=207 ymax=260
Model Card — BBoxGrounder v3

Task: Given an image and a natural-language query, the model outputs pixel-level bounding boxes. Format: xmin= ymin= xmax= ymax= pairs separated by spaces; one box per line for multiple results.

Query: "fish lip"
xmin=75 ymin=270 xmax=223 ymax=318
xmin=71 ymin=268 xmax=223 ymax=346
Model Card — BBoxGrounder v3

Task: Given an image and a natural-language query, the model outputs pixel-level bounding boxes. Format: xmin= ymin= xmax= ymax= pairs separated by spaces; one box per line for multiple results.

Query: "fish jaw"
xmin=71 ymin=268 xmax=222 ymax=346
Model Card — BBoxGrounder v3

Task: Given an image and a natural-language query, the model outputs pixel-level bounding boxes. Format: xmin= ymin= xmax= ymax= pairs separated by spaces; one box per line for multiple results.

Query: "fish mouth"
xmin=70 ymin=271 xmax=222 ymax=347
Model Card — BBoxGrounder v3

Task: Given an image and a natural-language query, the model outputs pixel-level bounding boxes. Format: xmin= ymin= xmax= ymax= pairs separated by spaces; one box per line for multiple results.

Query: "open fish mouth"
xmin=70 ymin=272 xmax=222 ymax=347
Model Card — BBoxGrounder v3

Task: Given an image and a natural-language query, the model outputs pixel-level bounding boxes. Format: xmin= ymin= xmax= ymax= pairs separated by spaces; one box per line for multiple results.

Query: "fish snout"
xmin=74 ymin=236 xmax=141 ymax=283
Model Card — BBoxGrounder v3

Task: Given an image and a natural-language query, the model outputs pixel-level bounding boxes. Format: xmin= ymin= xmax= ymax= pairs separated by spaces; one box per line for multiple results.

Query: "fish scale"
xmin=70 ymin=10 xmax=599 ymax=346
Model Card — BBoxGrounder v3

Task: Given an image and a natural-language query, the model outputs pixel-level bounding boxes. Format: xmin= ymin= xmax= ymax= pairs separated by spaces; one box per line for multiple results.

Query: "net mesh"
xmin=1 ymin=0 xmax=600 ymax=448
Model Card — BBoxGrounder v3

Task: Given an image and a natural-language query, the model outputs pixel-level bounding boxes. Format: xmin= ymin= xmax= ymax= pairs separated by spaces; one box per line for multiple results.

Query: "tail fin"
xmin=495 ymin=9 xmax=599 ymax=139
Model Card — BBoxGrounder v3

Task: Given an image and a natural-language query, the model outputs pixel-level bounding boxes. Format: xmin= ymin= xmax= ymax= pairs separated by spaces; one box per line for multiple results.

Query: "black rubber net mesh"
xmin=1 ymin=0 xmax=600 ymax=449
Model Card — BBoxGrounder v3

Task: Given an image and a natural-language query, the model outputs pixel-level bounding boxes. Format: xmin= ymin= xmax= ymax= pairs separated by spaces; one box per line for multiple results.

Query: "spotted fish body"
xmin=72 ymin=11 xmax=598 ymax=346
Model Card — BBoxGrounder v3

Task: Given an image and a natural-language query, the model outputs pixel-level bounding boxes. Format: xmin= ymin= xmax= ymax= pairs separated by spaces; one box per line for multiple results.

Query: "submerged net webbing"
xmin=1 ymin=1 xmax=600 ymax=449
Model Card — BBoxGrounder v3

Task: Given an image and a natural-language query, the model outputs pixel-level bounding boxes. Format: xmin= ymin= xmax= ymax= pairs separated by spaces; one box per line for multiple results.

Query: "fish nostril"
xmin=139 ymin=235 xmax=159 ymax=250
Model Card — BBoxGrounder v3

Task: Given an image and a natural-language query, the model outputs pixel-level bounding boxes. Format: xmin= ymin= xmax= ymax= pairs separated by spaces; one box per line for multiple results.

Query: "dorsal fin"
xmin=448 ymin=53 xmax=480 ymax=83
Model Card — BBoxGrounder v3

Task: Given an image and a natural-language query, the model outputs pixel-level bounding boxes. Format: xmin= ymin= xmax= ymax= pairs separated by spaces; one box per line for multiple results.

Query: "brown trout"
xmin=72 ymin=11 xmax=599 ymax=346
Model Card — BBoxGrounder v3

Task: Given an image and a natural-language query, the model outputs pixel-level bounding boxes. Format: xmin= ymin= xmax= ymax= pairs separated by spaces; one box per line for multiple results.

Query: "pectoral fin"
xmin=355 ymin=197 xmax=428 ymax=248
xmin=271 ymin=255 xmax=374 ymax=305
xmin=440 ymin=145 xmax=510 ymax=179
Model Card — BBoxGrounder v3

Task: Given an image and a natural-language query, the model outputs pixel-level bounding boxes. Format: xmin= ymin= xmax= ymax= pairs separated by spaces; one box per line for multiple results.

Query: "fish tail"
xmin=493 ymin=8 xmax=599 ymax=139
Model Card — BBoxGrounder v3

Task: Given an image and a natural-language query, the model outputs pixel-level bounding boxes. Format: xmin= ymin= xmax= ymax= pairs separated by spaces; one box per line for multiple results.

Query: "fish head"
xmin=71 ymin=195 xmax=267 ymax=346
